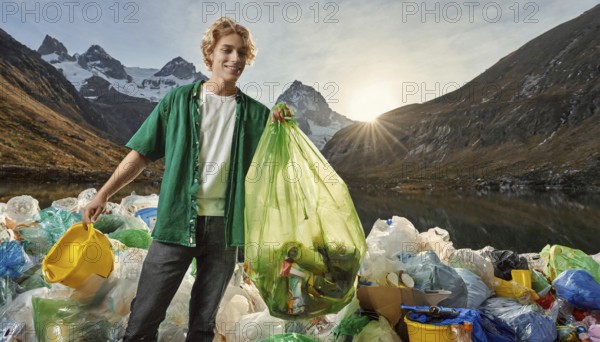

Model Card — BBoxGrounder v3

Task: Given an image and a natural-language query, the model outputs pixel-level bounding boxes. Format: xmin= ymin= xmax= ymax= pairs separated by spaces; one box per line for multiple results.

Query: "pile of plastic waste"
xmin=1 ymin=192 xmax=599 ymax=341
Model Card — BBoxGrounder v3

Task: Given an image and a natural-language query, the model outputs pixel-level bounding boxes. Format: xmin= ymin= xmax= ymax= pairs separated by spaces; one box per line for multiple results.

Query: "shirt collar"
xmin=192 ymin=80 xmax=245 ymax=104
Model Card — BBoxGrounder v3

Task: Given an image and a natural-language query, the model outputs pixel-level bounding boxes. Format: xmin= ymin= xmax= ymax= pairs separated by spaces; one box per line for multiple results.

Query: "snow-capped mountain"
xmin=38 ymin=37 xmax=208 ymax=102
xmin=77 ymin=44 xmax=129 ymax=80
xmin=276 ymin=80 xmax=355 ymax=149
xmin=36 ymin=34 xmax=75 ymax=63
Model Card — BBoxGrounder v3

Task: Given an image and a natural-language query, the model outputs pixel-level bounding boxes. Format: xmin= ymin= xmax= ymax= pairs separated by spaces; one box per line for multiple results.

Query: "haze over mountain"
xmin=323 ymin=5 xmax=600 ymax=191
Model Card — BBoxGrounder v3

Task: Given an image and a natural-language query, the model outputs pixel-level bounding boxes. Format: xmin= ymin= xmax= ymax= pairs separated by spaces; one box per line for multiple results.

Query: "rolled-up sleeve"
xmin=125 ymin=91 xmax=172 ymax=162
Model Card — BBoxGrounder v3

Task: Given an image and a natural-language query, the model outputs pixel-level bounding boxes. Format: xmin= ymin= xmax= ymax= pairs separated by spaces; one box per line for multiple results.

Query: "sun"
xmin=347 ymin=84 xmax=399 ymax=122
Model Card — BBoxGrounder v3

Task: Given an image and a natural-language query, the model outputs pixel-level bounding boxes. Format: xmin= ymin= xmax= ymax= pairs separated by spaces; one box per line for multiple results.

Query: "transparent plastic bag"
xmin=245 ymin=107 xmax=366 ymax=319
xmin=76 ymin=188 xmax=97 ymax=212
xmin=51 ymin=197 xmax=79 ymax=212
xmin=5 ymin=195 xmax=40 ymax=227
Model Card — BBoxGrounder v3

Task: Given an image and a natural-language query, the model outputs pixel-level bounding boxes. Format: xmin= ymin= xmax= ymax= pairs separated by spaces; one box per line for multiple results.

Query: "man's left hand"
xmin=272 ymin=103 xmax=293 ymax=123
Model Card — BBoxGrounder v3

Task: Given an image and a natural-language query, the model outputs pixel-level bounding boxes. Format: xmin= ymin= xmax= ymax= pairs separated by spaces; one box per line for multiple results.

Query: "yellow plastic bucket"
xmin=404 ymin=316 xmax=454 ymax=342
xmin=42 ymin=222 xmax=114 ymax=288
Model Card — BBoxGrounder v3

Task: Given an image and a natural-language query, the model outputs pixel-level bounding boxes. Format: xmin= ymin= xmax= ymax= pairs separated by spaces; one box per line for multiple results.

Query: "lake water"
xmin=1 ymin=182 xmax=599 ymax=254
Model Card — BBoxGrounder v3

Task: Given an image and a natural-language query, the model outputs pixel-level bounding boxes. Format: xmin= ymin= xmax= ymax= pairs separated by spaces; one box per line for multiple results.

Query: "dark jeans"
xmin=122 ymin=216 xmax=237 ymax=342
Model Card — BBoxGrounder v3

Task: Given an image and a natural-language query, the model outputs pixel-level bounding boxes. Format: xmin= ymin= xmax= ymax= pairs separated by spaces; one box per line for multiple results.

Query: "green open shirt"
xmin=126 ymin=80 xmax=270 ymax=247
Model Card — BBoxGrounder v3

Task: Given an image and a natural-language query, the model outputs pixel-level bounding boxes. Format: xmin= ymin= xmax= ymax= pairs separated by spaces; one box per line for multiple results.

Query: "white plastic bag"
xmin=415 ymin=227 xmax=456 ymax=261
xmin=360 ymin=217 xmax=418 ymax=285
xmin=120 ymin=192 xmax=159 ymax=215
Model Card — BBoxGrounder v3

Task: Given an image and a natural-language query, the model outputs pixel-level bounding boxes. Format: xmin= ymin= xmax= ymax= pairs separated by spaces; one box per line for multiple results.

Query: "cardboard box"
xmin=356 ymin=286 xmax=451 ymax=327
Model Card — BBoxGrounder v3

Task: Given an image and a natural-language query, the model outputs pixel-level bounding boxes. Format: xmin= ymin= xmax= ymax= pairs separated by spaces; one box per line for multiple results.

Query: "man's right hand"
xmin=82 ymin=194 xmax=107 ymax=230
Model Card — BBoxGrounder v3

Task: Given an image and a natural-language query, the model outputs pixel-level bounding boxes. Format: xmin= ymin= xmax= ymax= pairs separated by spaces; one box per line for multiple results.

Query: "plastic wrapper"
xmin=5 ymin=195 xmax=40 ymax=227
xmin=448 ymin=248 xmax=495 ymax=290
xmin=108 ymin=229 xmax=152 ymax=249
xmin=540 ymin=244 xmax=600 ymax=283
xmin=415 ymin=227 xmax=456 ymax=262
xmin=354 ymin=316 xmax=401 ymax=342
xmin=478 ymin=297 xmax=557 ymax=342
xmin=553 ymin=269 xmax=600 ymax=310
xmin=479 ymin=246 xmax=529 ymax=280
xmin=360 ymin=217 xmax=417 ymax=286
xmin=245 ymin=108 xmax=366 ymax=320
xmin=455 ymin=268 xmax=493 ymax=308
xmin=120 ymin=192 xmax=159 ymax=215
xmin=95 ymin=214 xmax=148 ymax=234
xmin=404 ymin=251 xmax=468 ymax=308
xmin=0 ymin=241 xmax=34 ymax=279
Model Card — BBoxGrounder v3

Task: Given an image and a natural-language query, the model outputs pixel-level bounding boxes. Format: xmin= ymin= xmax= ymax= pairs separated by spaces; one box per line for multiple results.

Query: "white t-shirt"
xmin=196 ymin=86 xmax=237 ymax=216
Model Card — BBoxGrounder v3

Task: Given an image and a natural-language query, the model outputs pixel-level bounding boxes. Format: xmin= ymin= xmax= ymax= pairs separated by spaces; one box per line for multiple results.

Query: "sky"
xmin=2 ymin=0 xmax=599 ymax=121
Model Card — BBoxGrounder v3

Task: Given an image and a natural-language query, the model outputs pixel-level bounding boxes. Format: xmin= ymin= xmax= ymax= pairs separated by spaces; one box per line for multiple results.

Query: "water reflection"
xmin=349 ymin=189 xmax=600 ymax=254
xmin=1 ymin=182 xmax=598 ymax=254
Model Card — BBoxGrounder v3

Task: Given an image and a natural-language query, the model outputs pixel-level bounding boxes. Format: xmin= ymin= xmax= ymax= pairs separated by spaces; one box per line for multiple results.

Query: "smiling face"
xmin=207 ymin=33 xmax=247 ymax=85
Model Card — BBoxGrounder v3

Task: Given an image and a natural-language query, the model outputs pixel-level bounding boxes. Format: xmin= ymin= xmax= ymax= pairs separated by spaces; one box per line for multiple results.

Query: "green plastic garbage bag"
xmin=94 ymin=214 xmax=148 ymax=234
xmin=245 ymin=104 xmax=367 ymax=320
xmin=262 ymin=333 xmax=319 ymax=342
xmin=32 ymin=296 xmax=119 ymax=341
xmin=540 ymin=244 xmax=600 ymax=283
xmin=108 ymin=229 xmax=152 ymax=249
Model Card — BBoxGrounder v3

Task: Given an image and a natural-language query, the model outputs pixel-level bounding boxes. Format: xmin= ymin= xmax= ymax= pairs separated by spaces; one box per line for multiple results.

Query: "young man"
xmin=83 ymin=17 xmax=288 ymax=341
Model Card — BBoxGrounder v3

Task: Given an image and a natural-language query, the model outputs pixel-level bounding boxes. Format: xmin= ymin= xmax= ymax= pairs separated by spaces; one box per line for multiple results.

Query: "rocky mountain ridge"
xmin=323 ymin=5 xmax=600 ymax=192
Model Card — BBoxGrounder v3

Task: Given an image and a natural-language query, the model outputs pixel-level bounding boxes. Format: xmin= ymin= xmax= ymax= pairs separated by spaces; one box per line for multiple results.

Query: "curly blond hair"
xmin=201 ymin=17 xmax=257 ymax=71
